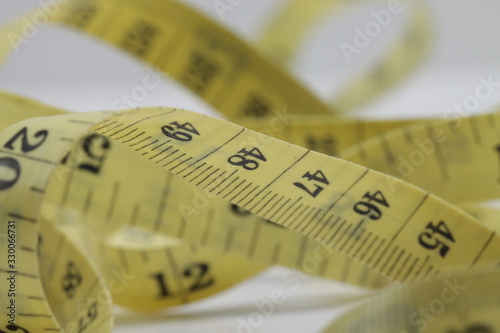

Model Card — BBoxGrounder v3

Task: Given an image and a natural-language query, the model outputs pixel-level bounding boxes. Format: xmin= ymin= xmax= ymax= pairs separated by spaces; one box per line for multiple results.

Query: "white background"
xmin=1 ymin=0 xmax=500 ymax=332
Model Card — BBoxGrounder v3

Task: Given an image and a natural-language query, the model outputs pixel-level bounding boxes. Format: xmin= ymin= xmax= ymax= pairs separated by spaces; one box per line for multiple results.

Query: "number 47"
xmin=293 ymin=170 xmax=329 ymax=198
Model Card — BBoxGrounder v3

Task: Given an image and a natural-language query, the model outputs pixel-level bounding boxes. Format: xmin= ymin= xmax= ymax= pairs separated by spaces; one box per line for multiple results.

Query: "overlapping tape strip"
xmin=0 ymin=0 xmax=498 ymax=332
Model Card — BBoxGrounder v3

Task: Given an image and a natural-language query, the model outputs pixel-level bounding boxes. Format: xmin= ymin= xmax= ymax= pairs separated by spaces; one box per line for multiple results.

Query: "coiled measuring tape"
xmin=0 ymin=0 xmax=498 ymax=332
xmin=258 ymin=0 xmax=431 ymax=111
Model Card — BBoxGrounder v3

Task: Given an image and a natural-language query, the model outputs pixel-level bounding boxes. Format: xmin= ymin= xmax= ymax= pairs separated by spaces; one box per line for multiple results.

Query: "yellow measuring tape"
xmin=258 ymin=0 xmax=432 ymax=111
xmin=0 ymin=0 xmax=498 ymax=332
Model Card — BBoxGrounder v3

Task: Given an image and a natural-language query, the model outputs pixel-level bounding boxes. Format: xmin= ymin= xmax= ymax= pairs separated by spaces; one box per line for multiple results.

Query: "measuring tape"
xmin=258 ymin=0 xmax=432 ymax=111
xmin=0 ymin=0 xmax=498 ymax=332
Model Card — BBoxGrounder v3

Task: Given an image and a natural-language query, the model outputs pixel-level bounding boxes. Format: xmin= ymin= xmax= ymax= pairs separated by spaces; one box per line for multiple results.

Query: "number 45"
xmin=418 ymin=220 xmax=455 ymax=257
